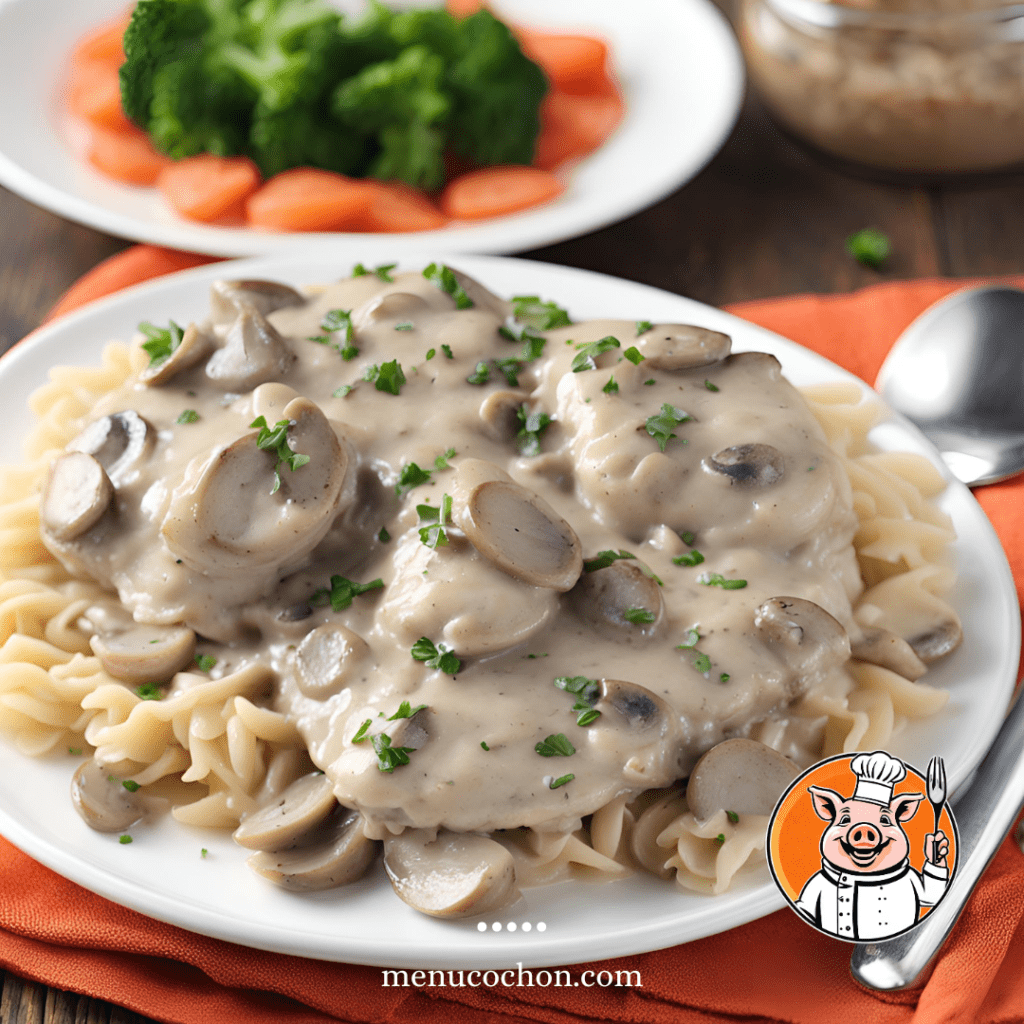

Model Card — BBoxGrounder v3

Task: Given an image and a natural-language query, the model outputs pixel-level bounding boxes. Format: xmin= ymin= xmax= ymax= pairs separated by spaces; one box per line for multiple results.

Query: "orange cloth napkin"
xmin=1 ymin=246 xmax=1022 ymax=1024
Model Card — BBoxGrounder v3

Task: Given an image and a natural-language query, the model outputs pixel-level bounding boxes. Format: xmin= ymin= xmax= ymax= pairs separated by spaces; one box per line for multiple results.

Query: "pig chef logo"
xmin=767 ymin=751 xmax=958 ymax=942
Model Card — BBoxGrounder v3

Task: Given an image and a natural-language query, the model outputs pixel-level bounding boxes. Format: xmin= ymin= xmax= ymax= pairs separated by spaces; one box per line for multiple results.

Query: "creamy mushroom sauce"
xmin=41 ymin=268 xmax=866 ymax=845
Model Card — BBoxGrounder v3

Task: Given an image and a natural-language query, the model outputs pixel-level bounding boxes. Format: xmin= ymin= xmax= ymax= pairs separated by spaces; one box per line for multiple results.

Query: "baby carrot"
xmin=515 ymin=30 xmax=610 ymax=95
xmin=532 ymin=89 xmax=624 ymax=171
xmin=359 ymin=182 xmax=448 ymax=233
xmin=440 ymin=166 xmax=564 ymax=221
xmin=86 ymin=123 xmax=172 ymax=186
xmin=246 ymin=168 xmax=380 ymax=232
xmin=158 ymin=155 xmax=262 ymax=223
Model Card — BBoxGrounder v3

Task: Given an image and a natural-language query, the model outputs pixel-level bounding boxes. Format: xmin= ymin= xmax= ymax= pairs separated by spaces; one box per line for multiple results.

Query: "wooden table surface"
xmin=3 ymin=88 xmax=1024 ymax=1023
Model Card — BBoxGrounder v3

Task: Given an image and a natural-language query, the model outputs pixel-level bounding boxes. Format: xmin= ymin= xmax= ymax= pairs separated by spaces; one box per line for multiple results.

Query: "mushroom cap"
xmin=353 ymin=290 xmax=430 ymax=330
xmin=636 ymin=324 xmax=732 ymax=370
xmin=294 ymin=624 xmax=370 ymax=700
xmin=685 ymin=738 xmax=800 ymax=820
xmin=210 ymin=279 xmax=306 ymax=325
xmin=478 ymin=389 xmax=528 ymax=442
xmin=140 ymin=323 xmax=214 ymax=386
xmin=247 ymin=806 xmax=378 ymax=891
xmin=569 ymin=560 xmax=663 ymax=635
xmin=69 ymin=411 xmax=155 ymax=485
xmin=40 ymin=452 xmax=113 ymax=541
xmin=908 ymin=619 xmax=963 ymax=663
xmin=452 ymin=460 xmax=582 ymax=592
xmin=705 ymin=444 xmax=786 ymax=487
xmin=206 ymin=307 xmax=296 ymax=391
xmin=852 ymin=625 xmax=928 ymax=680
xmin=90 ymin=623 xmax=196 ymax=684
xmin=233 ymin=771 xmax=337 ymax=852
xmin=161 ymin=397 xmax=352 ymax=573
xmin=383 ymin=828 xmax=519 ymax=919
xmin=754 ymin=596 xmax=851 ymax=678
xmin=71 ymin=759 xmax=145 ymax=833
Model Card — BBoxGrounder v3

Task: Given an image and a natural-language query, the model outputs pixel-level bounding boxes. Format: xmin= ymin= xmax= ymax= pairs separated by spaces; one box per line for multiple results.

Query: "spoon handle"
xmin=850 ymin=687 xmax=1024 ymax=991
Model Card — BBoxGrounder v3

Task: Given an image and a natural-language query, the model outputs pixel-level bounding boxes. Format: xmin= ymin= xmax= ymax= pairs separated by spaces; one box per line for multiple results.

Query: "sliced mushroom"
xmin=161 ymin=397 xmax=352 ymax=573
xmin=453 ymin=460 xmax=582 ymax=591
xmin=637 ymin=324 xmax=731 ymax=370
xmin=40 ymin=452 xmax=113 ymax=541
xmin=725 ymin=351 xmax=782 ymax=374
xmin=385 ymin=707 xmax=430 ymax=751
xmin=210 ymin=279 xmax=306 ymax=325
xmin=69 ymin=411 xmax=155 ymax=484
xmin=90 ymin=623 xmax=196 ymax=684
xmin=71 ymin=759 xmax=144 ymax=833
xmin=478 ymin=389 xmax=528 ymax=442
xmin=383 ymin=828 xmax=519 ymax=918
xmin=569 ymin=560 xmax=663 ymax=634
xmin=908 ymin=619 xmax=963 ymax=663
xmin=233 ymin=771 xmax=337 ymax=852
xmin=754 ymin=597 xmax=851 ymax=677
xmin=449 ymin=269 xmax=513 ymax=320
xmin=250 ymin=381 xmax=302 ymax=424
xmin=206 ymin=307 xmax=296 ymax=391
xmin=685 ymin=738 xmax=800 ymax=820
xmin=140 ymin=323 xmax=214 ymax=386
xmin=247 ymin=806 xmax=377 ymax=891
xmin=705 ymin=444 xmax=785 ymax=487
xmin=353 ymin=290 xmax=430 ymax=330
xmin=852 ymin=625 xmax=927 ymax=680
xmin=294 ymin=624 xmax=370 ymax=700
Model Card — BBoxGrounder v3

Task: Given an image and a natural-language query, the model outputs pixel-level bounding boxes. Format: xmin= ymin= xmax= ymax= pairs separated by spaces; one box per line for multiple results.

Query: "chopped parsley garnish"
xmin=515 ymin=405 xmax=552 ymax=457
xmin=139 ymin=320 xmax=184 ymax=367
xmin=362 ymin=359 xmax=406 ymax=395
xmin=411 ymin=637 xmax=461 ymax=674
xmin=643 ymin=379 xmax=656 ymax=386
xmin=720 ymin=673 xmax=731 ymax=683
xmin=846 ymin=228 xmax=890 ymax=269
xmin=334 ymin=384 xmax=353 ymax=398
xmin=310 ymin=308 xmax=358 ymax=360
xmin=726 ymin=810 xmax=739 ymax=824
xmin=623 ymin=346 xmax=644 ymax=365
xmin=351 ymin=719 xmax=372 ymax=744
xmin=550 ymin=773 xmax=574 ymax=790
xmin=372 ymin=732 xmax=414 ymax=773
xmin=698 ymin=572 xmax=748 ymax=590
xmin=535 ymin=733 xmax=575 ymax=757
xmin=136 ymin=683 xmax=162 ymax=701
xmin=693 ymin=652 xmax=712 ymax=673
xmin=201 ymin=848 xmax=208 ymax=858
xmin=673 ymin=550 xmax=705 ymax=567
xmin=636 ymin=320 xmax=653 ymax=335
xmin=715 ymin=833 xmax=726 ymax=845
xmin=519 ymin=329 xmax=546 ymax=362
xmin=602 ymin=376 xmax=619 ymax=395
xmin=310 ymin=575 xmax=384 ymax=612
xmin=426 ymin=348 xmax=436 ymax=361
xmin=680 ymin=531 xmax=696 ymax=545
xmin=704 ymin=380 xmax=719 ymax=392
xmin=353 ymin=262 xmax=397 ymax=282
xmin=378 ymin=526 xmax=391 ymax=543
xmin=423 ymin=263 xmax=473 ymax=309
xmin=480 ymin=741 xmax=490 ymax=751
xmin=441 ymin=344 xmax=454 ymax=359
xmin=395 ymin=322 xmax=414 ymax=332
xmin=121 ymin=780 xmax=141 ymax=792
xmin=417 ymin=493 xmax=453 ymax=549
xmin=395 ymin=462 xmax=432 ymax=494
xmin=511 ymin=295 xmax=571 ymax=330
xmin=675 ymin=629 xmax=700 ymax=650
xmin=646 ymin=404 xmax=692 ymax=452
xmin=571 ymin=335 xmax=620 ymax=373
xmin=583 ymin=549 xmax=635 ymax=572
xmin=388 ymin=700 xmax=427 ymax=720
xmin=434 ymin=447 xmax=456 ymax=470
xmin=177 ymin=409 xmax=200 ymax=424
xmin=68 ymin=747 xmax=83 ymax=756
xmin=194 ymin=654 xmax=217 ymax=673
xmin=466 ymin=361 xmax=491 ymax=385
xmin=555 ymin=675 xmax=601 ymax=726
xmin=119 ymin=834 xmax=133 ymax=844
xmin=624 ymin=607 xmax=655 ymax=624
xmin=493 ymin=357 xmax=523 ymax=387
xmin=249 ymin=416 xmax=311 ymax=494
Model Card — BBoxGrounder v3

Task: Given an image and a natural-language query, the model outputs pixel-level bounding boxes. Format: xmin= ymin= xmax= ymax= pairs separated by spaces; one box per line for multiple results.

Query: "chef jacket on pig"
xmin=795 ymin=751 xmax=949 ymax=941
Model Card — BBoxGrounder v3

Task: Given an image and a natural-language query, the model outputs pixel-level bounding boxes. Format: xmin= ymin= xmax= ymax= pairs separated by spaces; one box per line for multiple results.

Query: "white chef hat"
xmin=851 ymin=750 xmax=907 ymax=805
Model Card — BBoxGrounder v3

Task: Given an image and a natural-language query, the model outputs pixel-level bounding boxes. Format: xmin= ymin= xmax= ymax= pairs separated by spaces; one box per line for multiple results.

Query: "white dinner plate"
xmin=0 ymin=255 xmax=1017 ymax=969
xmin=0 ymin=0 xmax=743 ymax=257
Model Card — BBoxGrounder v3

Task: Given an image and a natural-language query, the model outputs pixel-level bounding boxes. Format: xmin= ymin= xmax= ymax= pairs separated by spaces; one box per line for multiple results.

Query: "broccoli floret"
xmin=446 ymin=11 xmax=547 ymax=167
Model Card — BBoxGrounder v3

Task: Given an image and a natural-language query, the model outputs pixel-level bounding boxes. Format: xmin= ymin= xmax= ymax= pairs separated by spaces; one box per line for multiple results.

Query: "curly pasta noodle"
xmin=0 ymin=349 xmax=959 ymax=894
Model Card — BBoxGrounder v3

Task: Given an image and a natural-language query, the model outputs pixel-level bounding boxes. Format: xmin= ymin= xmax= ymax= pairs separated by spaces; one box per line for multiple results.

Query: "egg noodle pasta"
xmin=0 ymin=285 xmax=960 ymax=902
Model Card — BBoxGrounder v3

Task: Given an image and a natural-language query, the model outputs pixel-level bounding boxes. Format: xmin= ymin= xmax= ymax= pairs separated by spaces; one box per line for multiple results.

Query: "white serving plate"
xmin=0 ymin=0 xmax=743 ymax=257
xmin=0 ymin=255 xmax=1017 ymax=968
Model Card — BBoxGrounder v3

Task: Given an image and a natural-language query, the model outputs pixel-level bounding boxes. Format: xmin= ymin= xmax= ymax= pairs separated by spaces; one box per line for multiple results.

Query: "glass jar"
xmin=737 ymin=0 xmax=1024 ymax=175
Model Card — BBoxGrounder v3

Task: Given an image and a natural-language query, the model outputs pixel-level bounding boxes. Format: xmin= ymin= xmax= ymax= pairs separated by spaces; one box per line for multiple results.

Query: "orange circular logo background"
xmin=767 ymin=752 xmax=957 ymax=939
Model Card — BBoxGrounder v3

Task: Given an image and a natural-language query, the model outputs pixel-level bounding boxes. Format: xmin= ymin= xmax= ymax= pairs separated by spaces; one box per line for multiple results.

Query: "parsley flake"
xmin=372 ymin=732 xmax=414 ymax=773
xmin=554 ymin=675 xmax=602 ymax=726
xmin=68 ymin=747 xmax=83 ymax=756
xmin=715 ymin=833 xmax=726 ymax=845
xmin=720 ymin=673 xmax=731 ymax=683
xmin=675 ymin=629 xmax=701 ymax=650
xmin=194 ymin=654 xmax=217 ymax=673
xmin=846 ymin=228 xmax=890 ymax=269
xmin=136 ymin=683 xmax=162 ymax=701
xmin=550 ymin=773 xmax=574 ymax=790
xmin=515 ymin=405 xmax=552 ymax=457
xmin=417 ymin=493 xmax=453 ymax=549
xmin=624 ymin=607 xmax=655 ymax=624
xmin=201 ymin=848 xmax=208 ymax=858
xmin=378 ymin=526 xmax=391 ymax=543
xmin=362 ymin=359 xmax=406 ymax=395
xmin=704 ymin=380 xmax=719 ymax=392
xmin=249 ymin=416 xmax=311 ymax=494
xmin=493 ymin=357 xmax=523 ymax=387
xmin=571 ymin=336 xmax=620 ymax=373
xmin=121 ymin=779 xmax=141 ymax=792
xmin=353 ymin=262 xmax=396 ymax=282
xmin=425 ymin=348 xmax=435 ymax=361
xmin=673 ymin=549 xmax=705 ymax=567
xmin=395 ymin=322 xmax=414 ymax=331
xmin=310 ymin=308 xmax=358 ymax=360
xmin=351 ymin=719 xmax=372 ymax=744
xmin=139 ymin=320 xmax=184 ymax=367
xmin=680 ymin=531 xmax=696 ymax=545
xmin=636 ymin=320 xmax=653 ymax=335
xmin=466 ymin=361 xmax=491 ymax=385
xmin=423 ymin=263 xmax=473 ymax=309
xmin=481 ymin=741 xmax=490 ymax=751
xmin=535 ymin=733 xmax=575 ymax=757
xmin=388 ymin=700 xmax=427 ymax=721
xmin=395 ymin=462 xmax=432 ymax=495
xmin=602 ymin=376 xmax=619 ymax=395
xmin=726 ymin=810 xmax=739 ymax=824
xmin=441 ymin=344 xmax=454 ymax=359
xmin=119 ymin=834 xmax=133 ymax=844
xmin=693 ymin=652 xmax=712 ymax=673
xmin=698 ymin=572 xmax=748 ymax=590
xmin=334 ymin=384 xmax=353 ymax=398
xmin=310 ymin=575 xmax=384 ymax=612
xmin=583 ymin=549 xmax=635 ymax=572
xmin=645 ymin=404 xmax=692 ymax=452
xmin=411 ymin=637 xmax=461 ymax=674
xmin=511 ymin=295 xmax=571 ymax=330
xmin=434 ymin=447 xmax=456 ymax=470
xmin=177 ymin=409 xmax=200 ymax=424
xmin=623 ymin=346 xmax=645 ymax=365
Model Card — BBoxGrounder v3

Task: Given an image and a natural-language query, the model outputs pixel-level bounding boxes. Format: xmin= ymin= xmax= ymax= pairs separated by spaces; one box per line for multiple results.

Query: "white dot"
xmin=522 ymin=922 xmax=532 ymax=932
xmin=492 ymin=922 xmax=502 ymax=931
xmin=507 ymin=922 xmax=517 ymax=932
xmin=537 ymin=922 xmax=547 ymax=932
xmin=477 ymin=922 xmax=487 ymax=932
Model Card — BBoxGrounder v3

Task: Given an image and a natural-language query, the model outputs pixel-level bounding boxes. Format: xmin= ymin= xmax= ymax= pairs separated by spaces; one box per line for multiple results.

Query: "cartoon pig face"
xmin=808 ymin=786 xmax=924 ymax=873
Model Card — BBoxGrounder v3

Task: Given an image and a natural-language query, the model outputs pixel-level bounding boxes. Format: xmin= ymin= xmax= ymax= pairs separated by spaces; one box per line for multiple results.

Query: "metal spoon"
xmin=876 ymin=285 xmax=1024 ymax=486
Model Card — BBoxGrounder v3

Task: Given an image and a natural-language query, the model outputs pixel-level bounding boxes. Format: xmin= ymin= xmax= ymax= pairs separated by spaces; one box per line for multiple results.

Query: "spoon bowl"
xmin=876 ymin=285 xmax=1024 ymax=486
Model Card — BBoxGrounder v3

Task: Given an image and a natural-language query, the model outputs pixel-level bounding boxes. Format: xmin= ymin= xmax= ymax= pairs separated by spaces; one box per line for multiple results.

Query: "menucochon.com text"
xmin=382 ymin=965 xmax=642 ymax=989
